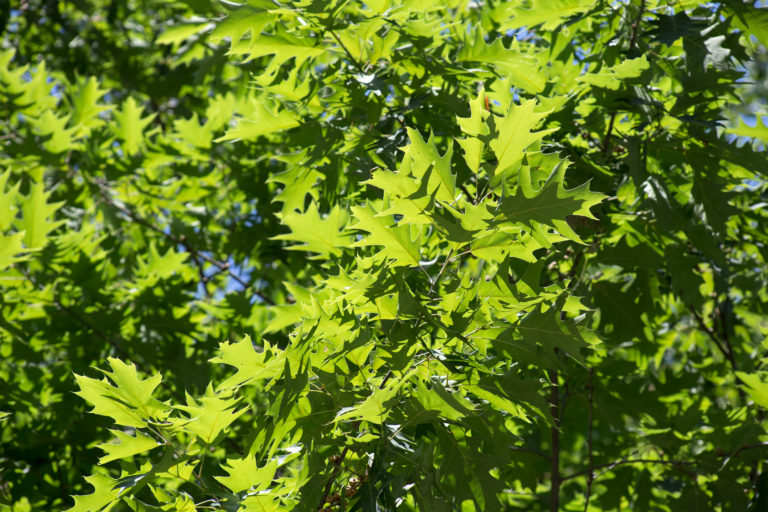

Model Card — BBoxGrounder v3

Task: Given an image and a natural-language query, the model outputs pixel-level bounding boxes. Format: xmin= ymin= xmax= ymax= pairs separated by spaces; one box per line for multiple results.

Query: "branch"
xmin=428 ymin=247 xmax=455 ymax=295
xmin=562 ymin=458 xmax=694 ymax=482
xmin=510 ymin=445 xmax=550 ymax=462
xmin=318 ymin=445 xmax=350 ymax=509
xmin=687 ymin=305 xmax=752 ymax=409
xmin=16 ymin=264 xmax=140 ymax=369
xmin=720 ymin=442 xmax=768 ymax=471
xmin=583 ymin=368 xmax=595 ymax=512
xmin=57 ymin=297 xmax=139 ymax=368
xmin=628 ymin=0 xmax=646 ymax=51
xmin=548 ymin=369 xmax=560 ymax=512
xmin=689 ymin=306 xmax=738 ymax=373
xmin=601 ymin=111 xmax=617 ymax=156
xmin=714 ymin=298 xmax=739 ymax=372
xmin=565 ymin=442 xmax=768 ymax=491
xmin=316 ymin=375 xmax=403 ymax=510
xmin=95 ymin=183 xmax=276 ymax=305
xmin=328 ymin=29 xmax=366 ymax=74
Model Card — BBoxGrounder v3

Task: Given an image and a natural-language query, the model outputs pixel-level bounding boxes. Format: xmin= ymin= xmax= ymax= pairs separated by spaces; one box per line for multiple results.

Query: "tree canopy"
xmin=1 ymin=1 xmax=768 ymax=511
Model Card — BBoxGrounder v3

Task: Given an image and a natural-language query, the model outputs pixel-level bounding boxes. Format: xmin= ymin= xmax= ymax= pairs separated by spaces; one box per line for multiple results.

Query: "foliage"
xmin=1 ymin=0 xmax=768 ymax=511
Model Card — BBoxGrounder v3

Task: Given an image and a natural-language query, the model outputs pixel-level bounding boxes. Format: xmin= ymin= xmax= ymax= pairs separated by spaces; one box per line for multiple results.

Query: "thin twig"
xmin=715 ymin=298 xmax=739 ymax=372
xmin=563 ymin=458 xmax=694 ymax=482
xmin=689 ymin=307 xmax=738 ymax=373
xmin=601 ymin=111 xmax=617 ymax=156
xmin=328 ymin=29 xmax=366 ymax=74
xmin=628 ymin=0 xmax=646 ymax=51
xmin=16 ymin=264 xmax=140 ymax=368
xmin=191 ymin=252 xmax=210 ymax=298
xmin=583 ymin=368 xmax=595 ymax=512
xmin=565 ymin=443 xmax=768 ymax=486
xmin=96 ymin=185 xmax=275 ymax=305
xmin=548 ymin=369 xmax=560 ymax=512
xmin=315 ymin=374 xmax=402 ymax=510
xmin=458 ymin=183 xmax=474 ymax=204
xmin=720 ymin=442 xmax=768 ymax=471
xmin=429 ymin=247 xmax=455 ymax=294
xmin=318 ymin=445 xmax=350 ymax=509
xmin=510 ymin=445 xmax=551 ymax=462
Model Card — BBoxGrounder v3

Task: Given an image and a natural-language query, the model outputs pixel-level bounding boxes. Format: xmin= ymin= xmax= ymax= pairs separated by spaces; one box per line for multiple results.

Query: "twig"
xmin=379 ymin=370 xmax=394 ymax=390
xmin=328 ymin=29 xmax=366 ymax=74
xmin=317 ymin=445 xmax=349 ymax=509
xmin=315 ymin=374 xmax=401 ymax=510
xmin=628 ymin=0 xmax=646 ymax=51
xmin=96 ymin=185 xmax=275 ymax=305
xmin=720 ymin=442 xmax=768 ymax=471
xmin=563 ymin=458 xmax=694 ymax=482
xmin=583 ymin=368 xmax=595 ymax=512
xmin=601 ymin=111 xmax=617 ymax=156
xmin=715 ymin=298 xmax=739 ymax=372
xmin=191 ymin=252 xmax=210 ymax=298
xmin=458 ymin=183 xmax=474 ymax=204
xmin=688 ymin=307 xmax=738 ymax=373
xmin=567 ymin=248 xmax=586 ymax=289
xmin=16 ymin=264 xmax=140 ymax=369
xmin=429 ymin=247 xmax=455 ymax=294
xmin=548 ymin=369 xmax=560 ymax=512
xmin=510 ymin=445 xmax=551 ymax=462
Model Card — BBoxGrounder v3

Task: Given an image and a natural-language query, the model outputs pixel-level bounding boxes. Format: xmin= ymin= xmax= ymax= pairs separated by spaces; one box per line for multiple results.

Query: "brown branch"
xmin=732 ymin=442 xmax=768 ymax=458
xmin=379 ymin=370 xmax=394 ymax=390
xmin=191 ymin=252 xmax=211 ymax=299
xmin=687 ymin=305 xmax=752 ymax=411
xmin=17 ymin=264 xmax=201 ymax=408
xmin=563 ymin=443 xmax=768 ymax=489
xmin=567 ymin=248 xmax=586 ymax=290
xmin=58 ymin=297 xmax=138 ymax=368
xmin=96 ymin=184 xmax=275 ymax=305
xmin=458 ymin=183 xmax=474 ymax=204
xmin=16 ymin=264 xmax=140 ymax=369
xmin=428 ymin=247 xmax=455 ymax=295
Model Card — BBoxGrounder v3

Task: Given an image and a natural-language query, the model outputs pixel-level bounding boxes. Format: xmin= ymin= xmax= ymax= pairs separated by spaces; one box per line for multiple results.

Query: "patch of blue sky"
xmin=741 ymin=113 xmax=759 ymax=127
xmin=505 ymin=27 xmax=535 ymax=41
xmin=226 ymin=256 xmax=252 ymax=293
xmin=50 ymin=83 xmax=63 ymax=99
